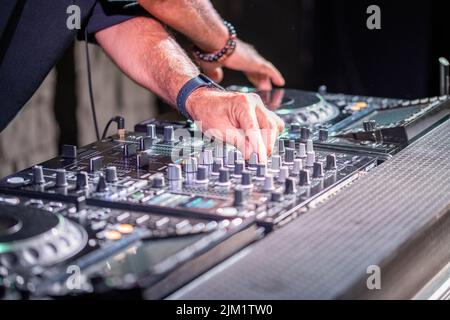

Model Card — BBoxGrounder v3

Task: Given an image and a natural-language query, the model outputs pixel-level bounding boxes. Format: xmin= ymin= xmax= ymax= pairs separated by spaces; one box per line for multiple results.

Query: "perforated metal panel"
xmin=171 ymin=121 xmax=450 ymax=300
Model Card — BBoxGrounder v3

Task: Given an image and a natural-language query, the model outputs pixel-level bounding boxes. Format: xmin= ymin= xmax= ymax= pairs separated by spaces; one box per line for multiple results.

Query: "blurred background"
xmin=1 ymin=0 xmax=450 ymax=178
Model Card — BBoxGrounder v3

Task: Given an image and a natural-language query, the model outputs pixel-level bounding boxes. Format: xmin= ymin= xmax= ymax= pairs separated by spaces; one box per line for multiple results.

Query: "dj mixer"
xmin=1 ymin=82 xmax=450 ymax=299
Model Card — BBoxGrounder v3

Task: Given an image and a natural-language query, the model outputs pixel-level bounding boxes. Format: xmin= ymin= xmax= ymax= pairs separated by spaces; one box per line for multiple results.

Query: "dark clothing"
xmin=0 ymin=0 xmax=143 ymax=133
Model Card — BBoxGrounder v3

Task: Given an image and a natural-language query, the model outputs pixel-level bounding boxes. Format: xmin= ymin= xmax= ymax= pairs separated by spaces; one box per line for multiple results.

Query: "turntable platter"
xmin=228 ymin=86 xmax=340 ymax=125
xmin=0 ymin=204 xmax=87 ymax=269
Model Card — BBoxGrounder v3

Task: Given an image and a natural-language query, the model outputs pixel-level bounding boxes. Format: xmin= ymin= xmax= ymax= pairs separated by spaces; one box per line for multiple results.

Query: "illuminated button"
xmin=216 ymin=207 xmax=238 ymax=217
xmin=156 ymin=217 xmax=170 ymax=228
xmin=104 ymin=230 xmax=122 ymax=241
xmin=117 ymin=224 xmax=134 ymax=234
xmin=136 ymin=215 xmax=150 ymax=225
xmin=350 ymin=102 xmax=368 ymax=111
xmin=7 ymin=177 xmax=26 ymax=186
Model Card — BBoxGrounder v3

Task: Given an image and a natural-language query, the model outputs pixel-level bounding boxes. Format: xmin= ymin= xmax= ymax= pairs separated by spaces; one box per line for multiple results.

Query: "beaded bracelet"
xmin=193 ymin=21 xmax=237 ymax=63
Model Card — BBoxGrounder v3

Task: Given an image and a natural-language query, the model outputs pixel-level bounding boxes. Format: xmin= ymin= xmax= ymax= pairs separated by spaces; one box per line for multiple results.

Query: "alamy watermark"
xmin=366 ymin=265 xmax=381 ymax=290
xmin=66 ymin=5 xmax=81 ymax=30
xmin=367 ymin=5 xmax=382 ymax=30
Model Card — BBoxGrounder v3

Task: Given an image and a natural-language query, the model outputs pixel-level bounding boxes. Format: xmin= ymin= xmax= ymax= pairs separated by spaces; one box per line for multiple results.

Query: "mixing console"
xmin=1 ymin=85 xmax=449 ymax=299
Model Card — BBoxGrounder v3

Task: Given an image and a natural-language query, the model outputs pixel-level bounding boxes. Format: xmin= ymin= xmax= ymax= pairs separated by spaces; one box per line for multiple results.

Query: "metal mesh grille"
xmin=173 ymin=121 xmax=450 ymax=300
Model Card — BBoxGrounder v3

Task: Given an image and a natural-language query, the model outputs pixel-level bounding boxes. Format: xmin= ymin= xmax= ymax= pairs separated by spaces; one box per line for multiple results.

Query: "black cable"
xmin=102 ymin=116 xmax=125 ymax=140
xmin=84 ymin=28 xmax=100 ymax=141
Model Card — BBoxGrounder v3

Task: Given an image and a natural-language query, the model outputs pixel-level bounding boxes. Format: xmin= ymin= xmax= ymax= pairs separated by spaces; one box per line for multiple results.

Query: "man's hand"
xmin=186 ymin=88 xmax=284 ymax=163
xmin=96 ymin=17 xmax=284 ymax=161
xmin=198 ymin=40 xmax=285 ymax=91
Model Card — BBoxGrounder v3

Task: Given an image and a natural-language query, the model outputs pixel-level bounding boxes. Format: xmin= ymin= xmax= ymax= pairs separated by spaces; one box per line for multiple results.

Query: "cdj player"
xmin=1 ymin=73 xmax=450 ymax=299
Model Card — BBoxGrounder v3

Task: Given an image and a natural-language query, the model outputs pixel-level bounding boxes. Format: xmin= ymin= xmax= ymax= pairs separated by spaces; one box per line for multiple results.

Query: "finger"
xmin=270 ymin=89 xmax=285 ymax=111
xmin=247 ymin=72 xmax=272 ymax=91
xmin=200 ymin=65 xmax=224 ymax=83
xmin=255 ymin=107 xmax=278 ymax=156
xmin=206 ymin=67 xmax=224 ymax=83
xmin=262 ymin=62 xmax=285 ymax=87
xmin=234 ymin=98 xmax=268 ymax=163
xmin=251 ymin=93 xmax=285 ymax=134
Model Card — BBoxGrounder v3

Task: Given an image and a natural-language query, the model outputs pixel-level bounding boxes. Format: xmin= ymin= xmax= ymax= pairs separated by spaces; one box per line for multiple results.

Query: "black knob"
xmin=300 ymin=127 xmax=311 ymax=142
xmin=285 ymin=178 xmax=297 ymax=195
xmin=163 ymin=126 xmax=175 ymax=142
xmin=234 ymin=160 xmax=245 ymax=176
xmin=61 ymin=145 xmax=77 ymax=159
xmin=288 ymin=140 xmax=296 ymax=149
xmin=32 ymin=166 xmax=45 ymax=185
xmin=285 ymin=148 xmax=295 ymax=164
xmin=89 ymin=156 xmax=103 ymax=172
xmin=299 ymin=170 xmax=311 ymax=186
xmin=196 ymin=165 xmax=208 ymax=182
xmin=124 ymin=143 xmax=138 ymax=157
xmin=105 ymin=166 xmax=118 ymax=183
xmin=96 ymin=173 xmax=108 ymax=192
xmin=241 ymin=171 xmax=252 ymax=187
xmin=152 ymin=174 xmax=165 ymax=188
xmin=146 ymin=124 xmax=157 ymax=139
xmin=212 ymin=158 xmax=223 ymax=174
xmin=319 ymin=129 xmax=329 ymax=142
xmin=277 ymin=139 xmax=286 ymax=154
xmin=229 ymin=150 xmax=242 ymax=166
xmin=139 ymin=137 xmax=153 ymax=151
xmin=248 ymin=152 xmax=259 ymax=169
xmin=326 ymin=154 xmax=337 ymax=171
xmin=76 ymin=171 xmax=89 ymax=190
xmin=257 ymin=164 xmax=267 ymax=178
xmin=218 ymin=168 xmax=230 ymax=184
xmin=233 ymin=188 xmax=245 ymax=206
xmin=313 ymin=162 xmax=324 ymax=178
xmin=55 ymin=169 xmax=68 ymax=188
xmin=271 ymin=191 xmax=283 ymax=202
xmin=291 ymin=123 xmax=301 ymax=133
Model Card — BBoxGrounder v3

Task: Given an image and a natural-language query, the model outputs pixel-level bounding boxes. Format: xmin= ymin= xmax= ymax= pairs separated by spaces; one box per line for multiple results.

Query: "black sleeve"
xmin=81 ymin=0 xmax=147 ymax=41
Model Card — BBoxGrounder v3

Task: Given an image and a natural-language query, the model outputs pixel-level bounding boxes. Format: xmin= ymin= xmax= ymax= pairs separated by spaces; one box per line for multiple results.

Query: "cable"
xmin=102 ymin=116 xmax=125 ymax=140
xmin=84 ymin=28 xmax=100 ymax=141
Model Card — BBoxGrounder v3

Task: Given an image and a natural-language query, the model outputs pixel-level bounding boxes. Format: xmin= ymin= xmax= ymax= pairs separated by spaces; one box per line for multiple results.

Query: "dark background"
xmin=213 ymin=0 xmax=450 ymax=99
xmin=55 ymin=0 xmax=450 ymax=146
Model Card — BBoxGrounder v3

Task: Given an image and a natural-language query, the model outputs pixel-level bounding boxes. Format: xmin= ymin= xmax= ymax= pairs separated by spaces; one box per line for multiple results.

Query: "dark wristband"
xmin=176 ymin=74 xmax=224 ymax=120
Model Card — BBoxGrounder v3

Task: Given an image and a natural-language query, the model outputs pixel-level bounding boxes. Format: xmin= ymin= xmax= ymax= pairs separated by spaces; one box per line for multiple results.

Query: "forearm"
xmin=138 ymin=0 xmax=229 ymax=52
xmin=95 ymin=16 xmax=200 ymax=106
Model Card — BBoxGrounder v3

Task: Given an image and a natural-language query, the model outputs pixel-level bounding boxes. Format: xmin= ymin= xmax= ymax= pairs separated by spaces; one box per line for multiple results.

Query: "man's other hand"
xmin=186 ymin=88 xmax=285 ymax=163
xmin=198 ymin=40 xmax=285 ymax=91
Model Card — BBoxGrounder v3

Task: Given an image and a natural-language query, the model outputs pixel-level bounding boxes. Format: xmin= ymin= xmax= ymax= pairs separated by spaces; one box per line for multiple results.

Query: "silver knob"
xmin=263 ymin=174 xmax=275 ymax=192
xmin=55 ymin=169 xmax=68 ymax=188
xmin=298 ymin=143 xmax=307 ymax=158
xmin=146 ymin=124 xmax=157 ymax=139
xmin=248 ymin=152 xmax=259 ymax=169
xmin=292 ymin=159 xmax=303 ymax=175
xmin=32 ymin=166 xmax=45 ymax=185
xmin=270 ymin=155 xmax=282 ymax=172
xmin=167 ymin=164 xmax=182 ymax=181
xmin=306 ymin=139 xmax=314 ymax=153
xmin=278 ymin=166 xmax=289 ymax=183
xmin=306 ymin=151 xmax=316 ymax=167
